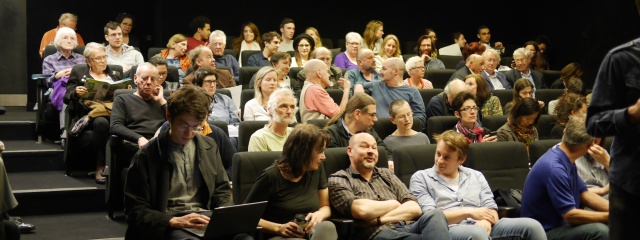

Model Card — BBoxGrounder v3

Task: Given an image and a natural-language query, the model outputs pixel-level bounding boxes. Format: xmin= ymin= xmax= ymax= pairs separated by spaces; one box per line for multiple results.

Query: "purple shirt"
xmin=42 ymin=51 xmax=86 ymax=84
xmin=333 ymin=52 xmax=358 ymax=69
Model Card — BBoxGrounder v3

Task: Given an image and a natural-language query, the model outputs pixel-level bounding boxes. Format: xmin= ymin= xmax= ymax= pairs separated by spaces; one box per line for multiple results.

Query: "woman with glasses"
xmin=374 ymin=34 xmax=402 ymax=72
xmin=291 ymin=34 xmax=315 ymax=68
xmin=114 ymin=12 xmax=139 ymax=48
xmin=383 ymin=99 xmax=430 ymax=169
xmin=64 ymin=42 xmax=124 ymax=184
xmin=451 ymin=91 xmax=497 ymax=143
xmin=497 ymin=97 xmax=542 ymax=148
xmin=403 ymin=56 xmax=433 ymax=89
xmin=333 ymin=32 xmax=362 ymax=69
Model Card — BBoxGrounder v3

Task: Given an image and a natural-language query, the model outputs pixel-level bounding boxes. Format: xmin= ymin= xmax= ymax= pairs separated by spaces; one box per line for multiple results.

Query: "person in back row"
xmin=39 ymin=12 xmax=85 ymax=57
xmin=295 ymin=47 xmax=344 ymax=91
xmin=425 ymin=79 xmax=470 ymax=119
xmin=299 ymin=59 xmax=350 ymax=123
xmin=124 ymin=85 xmax=252 ymax=240
xmin=410 ymin=130 xmax=545 ymax=239
xmin=103 ymin=21 xmax=144 ymax=73
xmin=248 ymin=88 xmax=296 ymax=152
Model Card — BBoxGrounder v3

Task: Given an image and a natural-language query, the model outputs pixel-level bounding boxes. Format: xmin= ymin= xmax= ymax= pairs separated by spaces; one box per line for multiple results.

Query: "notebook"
xmin=182 ymin=201 xmax=268 ymax=239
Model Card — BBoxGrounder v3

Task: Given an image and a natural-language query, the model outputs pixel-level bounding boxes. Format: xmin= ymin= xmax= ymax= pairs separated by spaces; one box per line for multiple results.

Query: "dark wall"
xmin=0 ymin=0 xmax=26 ymax=95
xmin=15 ymin=0 xmax=640 ymax=102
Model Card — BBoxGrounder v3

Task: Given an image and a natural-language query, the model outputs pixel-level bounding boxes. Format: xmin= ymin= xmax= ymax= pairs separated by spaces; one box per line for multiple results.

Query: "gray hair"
xmin=405 ymin=56 xmax=423 ymax=72
xmin=208 ymin=30 xmax=226 ymax=44
xmin=188 ymin=45 xmax=211 ymax=67
xmin=310 ymin=47 xmax=331 ymax=59
xmin=54 ymin=27 xmax=78 ymax=50
xmin=482 ymin=48 xmax=501 ymax=62
xmin=513 ymin=47 xmax=531 ymax=59
xmin=562 ymin=113 xmax=594 ymax=147
xmin=83 ymin=42 xmax=106 ymax=59
xmin=345 ymin=32 xmax=362 ymax=44
xmin=135 ymin=62 xmax=159 ymax=75
xmin=266 ymin=87 xmax=298 ymax=121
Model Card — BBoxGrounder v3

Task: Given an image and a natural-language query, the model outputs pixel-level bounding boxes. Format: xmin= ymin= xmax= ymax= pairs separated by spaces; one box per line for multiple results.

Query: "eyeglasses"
xmin=362 ymin=111 xmax=377 ymax=118
xmin=514 ymin=59 xmax=527 ymax=63
xmin=394 ymin=112 xmax=413 ymax=120
xmin=91 ymin=56 xmax=107 ymax=62
xmin=176 ymin=122 xmax=204 ymax=132
xmin=203 ymin=80 xmax=217 ymax=86
xmin=411 ymin=66 xmax=426 ymax=71
xmin=298 ymin=44 xmax=310 ymax=48
xmin=121 ymin=23 xmax=133 ymax=27
xmin=459 ymin=106 xmax=480 ymax=112
xmin=347 ymin=42 xmax=361 ymax=46
xmin=158 ymin=72 xmax=168 ymax=78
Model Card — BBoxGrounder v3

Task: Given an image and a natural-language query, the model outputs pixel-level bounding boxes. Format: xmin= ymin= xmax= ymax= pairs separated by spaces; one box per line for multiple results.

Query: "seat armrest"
xmin=497 ymin=206 xmax=515 ymax=218
xmin=253 ymin=226 xmax=263 ymax=240
xmin=329 ymin=218 xmax=355 ymax=239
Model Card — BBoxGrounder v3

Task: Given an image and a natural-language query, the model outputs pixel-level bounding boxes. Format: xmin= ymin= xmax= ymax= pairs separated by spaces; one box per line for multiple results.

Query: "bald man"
xmin=299 ymin=59 xmax=350 ymax=123
xmin=449 ymin=54 xmax=484 ymax=82
xmin=426 ymin=79 xmax=470 ymax=119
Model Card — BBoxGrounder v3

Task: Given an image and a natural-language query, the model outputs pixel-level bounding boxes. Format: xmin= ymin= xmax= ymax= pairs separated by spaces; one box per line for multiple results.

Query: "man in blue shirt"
xmin=522 ymin=113 xmax=609 ymax=239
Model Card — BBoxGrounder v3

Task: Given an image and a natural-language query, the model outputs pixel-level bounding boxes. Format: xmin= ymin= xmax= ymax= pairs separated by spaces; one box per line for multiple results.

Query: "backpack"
xmin=493 ymin=188 xmax=523 ymax=218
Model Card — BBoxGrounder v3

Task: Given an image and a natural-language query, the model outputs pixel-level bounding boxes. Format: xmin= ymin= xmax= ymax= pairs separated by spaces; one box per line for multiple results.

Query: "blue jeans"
xmin=372 ymin=209 xmax=451 ymax=240
xmin=545 ymin=223 xmax=608 ymax=240
xmin=449 ymin=217 xmax=546 ymax=240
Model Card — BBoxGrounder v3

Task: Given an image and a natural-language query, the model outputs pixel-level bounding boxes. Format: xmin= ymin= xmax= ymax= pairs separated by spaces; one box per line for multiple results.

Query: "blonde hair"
xmin=166 ymin=34 xmax=187 ymax=49
xmin=253 ymin=66 xmax=277 ymax=104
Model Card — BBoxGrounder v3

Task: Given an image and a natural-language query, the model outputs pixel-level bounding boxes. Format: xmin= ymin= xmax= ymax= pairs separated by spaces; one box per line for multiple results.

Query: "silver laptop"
xmin=183 ymin=201 xmax=268 ymax=239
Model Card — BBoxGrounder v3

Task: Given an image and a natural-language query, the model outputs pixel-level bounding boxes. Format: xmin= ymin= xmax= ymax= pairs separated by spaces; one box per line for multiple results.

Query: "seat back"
xmin=336 ymin=39 xmax=346 ymax=51
xmin=241 ymin=50 xmax=262 ymax=67
xmin=481 ymin=115 xmax=508 ymax=132
xmin=426 ymin=116 xmax=459 ymax=142
xmin=373 ymin=117 xmax=423 ymax=141
xmin=216 ymin=88 xmax=232 ymax=99
xmin=528 ymin=139 xmax=560 ymax=168
xmin=210 ymin=120 xmax=230 ymax=136
xmin=465 ymin=142 xmax=530 ymax=191
xmin=418 ymin=89 xmax=443 ymax=116
xmin=127 ymin=65 xmax=180 ymax=87
xmin=536 ymin=114 xmax=557 ymax=140
xmin=237 ymin=120 xmax=268 ymax=152
xmin=438 ymin=55 xmax=463 ymax=69
xmin=329 ymin=48 xmax=341 ymax=64
xmin=535 ymin=89 xmax=564 ymax=114
xmin=43 ymin=45 xmax=85 ymax=59
xmin=425 ymin=69 xmax=456 ymax=89
xmin=239 ymin=66 xmax=262 ymax=89
xmin=321 ymin=38 xmax=334 ymax=49
xmin=231 ymin=151 xmax=281 ymax=204
xmin=492 ymin=89 xmax=513 ymax=109
xmin=239 ymin=89 xmax=255 ymax=121
xmin=307 ymin=119 xmax=330 ymax=129
xmin=326 ymin=89 xmax=345 ymax=105
xmin=500 ymin=56 xmax=513 ymax=67
xmin=540 ymin=70 xmax=561 ymax=88
xmin=393 ymin=144 xmax=437 ymax=188
xmin=147 ymin=47 xmax=164 ymax=60
xmin=403 ymin=41 xmax=416 ymax=55
xmin=223 ymin=49 xmax=237 ymax=59
xmin=288 ymin=67 xmax=304 ymax=89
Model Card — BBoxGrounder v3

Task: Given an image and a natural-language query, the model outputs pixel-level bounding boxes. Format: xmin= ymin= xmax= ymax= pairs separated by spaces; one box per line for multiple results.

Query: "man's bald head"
xmin=444 ymin=79 xmax=470 ymax=105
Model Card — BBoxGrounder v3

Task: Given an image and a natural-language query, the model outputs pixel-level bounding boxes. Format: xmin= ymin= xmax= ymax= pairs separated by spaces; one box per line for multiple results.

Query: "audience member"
xmin=522 ymin=113 xmax=609 ymax=239
xmin=299 ymin=59 xmax=350 ymax=123
xmin=304 ymin=27 xmax=323 ymax=48
xmin=147 ymin=56 xmax=172 ymax=89
xmin=328 ymin=132 xmax=451 ymax=240
xmin=425 ymin=79 xmax=469 ymax=119
xmin=244 ymin=67 xmax=278 ymax=121
xmin=123 ymin=86 xmax=251 ymax=240
xmin=39 ymin=13 xmax=85 ymax=57
xmin=345 ymin=49 xmax=381 ymax=95
xmin=481 ymin=48 xmax=511 ymax=90
xmin=454 ymin=42 xmax=486 ymax=70
xmin=424 ymin=28 xmax=439 ymax=58
xmin=186 ymin=15 xmax=211 ymax=52
xmin=245 ymin=124 xmax=337 ymax=239
xmin=354 ymin=57 xmax=426 ymax=126
xmin=64 ymin=42 xmax=125 ymax=184
xmin=383 ymin=99 xmax=430 ymax=164
xmin=114 ymin=12 xmax=139 ymax=48
xmin=232 ymin=22 xmax=262 ymax=67
xmin=248 ymin=88 xmax=296 ymax=152
xmin=449 ymin=54 xmax=484 ymax=82
xmin=374 ymin=34 xmax=402 ymax=72
xmin=249 ymin=52 xmax=292 ymax=89
xmin=575 ymin=137 xmax=610 ymax=198
xmin=191 ymin=67 xmax=240 ymax=133
xmin=410 ymin=130 xmax=545 ymax=239
xmin=502 ymin=78 xmax=537 ymax=115
xmin=156 ymin=33 xmax=190 ymax=83
xmin=497 ymin=97 xmax=542 ymax=149
xmin=277 ymin=18 xmax=296 ymax=52
xmin=477 ymin=25 xmax=505 ymax=55
xmin=403 ymin=56 xmax=433 ymax=89
xmin=247 ymin=31 xmax=281 ymax=67
xmin=42 ymin=27 xmax=86 ymax=140
xmin=451 ymin=91 xmax=496 ymax=143
xmin=209 ymin=30 xmax=240 ymax=85
xmin=535 ymin=35 xmax=552 ymax=70
xmin=505 ymin=47 xmax=546 ymax=95
xmin=290 ymin=33 xmax=315 ymax=67
xmin=550 ymin=62 xmax=583 ymax=89
xmin=334 ymin=32 xmax=362 ymax=69
xmin=0 ymin=141 xmax=36 ymax=235
xmin=548 ymin=76 xmax=585 ymax=115
xmin=325 ymin=93 xmax=390 ymax=157
xmin=438 ymin=32 xmax=465 ymax=56
xmin=550 ymin=93 xmax=587 ymax=139
xmin=362 ymin=20 xmax=384 ymax=55
xmin=523 ymin=40 xmax=546 ymax=71
xmin=414 ymin=35 xmax=445 ymax=69
xmin=464 ymin=74 xmax=501 ymax=117
xmin=295 ymin=47 xmax=343 ymax=91
xmin=103 ymin=21 xmax=144 ymax=73
xmin=183 ymin=46 xmax=235 ymax=88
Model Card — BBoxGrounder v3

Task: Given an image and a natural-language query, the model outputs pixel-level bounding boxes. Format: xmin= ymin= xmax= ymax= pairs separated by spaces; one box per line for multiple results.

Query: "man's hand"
xmin=469 ymin=207 xmax=496 ymax=224
xmin=588 ymin=144 xmax=610 ymax=168
xmin=494 ymin=42 xmax=504 ymax=50
xmin=339 ymin=72 xmax=351 ymax=90
xmin=538 ymin=100 xmax=545 ymax=109
xmin=169 ymin=213 xmax=209 ymax=229
xmin=153 ymin=85 xmax=166 ymax=105
xmin=421 ymin=53 xmax=432 ymax=62
xmin=138 ymin=137 xmax=149 ymax=148
xmin=277 ymin=222 xmax=304 ymax=238
xmin=476 ymin=219 xmax=493 ymax=235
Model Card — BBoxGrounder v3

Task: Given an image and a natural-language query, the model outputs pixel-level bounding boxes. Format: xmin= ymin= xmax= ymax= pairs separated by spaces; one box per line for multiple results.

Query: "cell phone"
xmin=489 ymin=131 xmax=497 ymax=137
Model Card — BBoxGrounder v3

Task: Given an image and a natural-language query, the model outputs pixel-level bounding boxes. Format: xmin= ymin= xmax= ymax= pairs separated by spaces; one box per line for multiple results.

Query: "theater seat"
xmin=426 ymin=116 xmax=458 ymax=143
xmin=392 ymin=144 xmax=437 ymax=188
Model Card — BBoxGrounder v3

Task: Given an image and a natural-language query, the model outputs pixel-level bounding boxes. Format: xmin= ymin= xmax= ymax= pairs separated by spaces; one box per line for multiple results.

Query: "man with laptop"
xmin=124 ymin=85 xmax=257 ymax=240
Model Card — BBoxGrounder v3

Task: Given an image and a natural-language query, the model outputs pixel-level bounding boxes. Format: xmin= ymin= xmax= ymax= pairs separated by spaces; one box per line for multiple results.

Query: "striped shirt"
xmin=42 ymin=51 xmax=85 ymax=84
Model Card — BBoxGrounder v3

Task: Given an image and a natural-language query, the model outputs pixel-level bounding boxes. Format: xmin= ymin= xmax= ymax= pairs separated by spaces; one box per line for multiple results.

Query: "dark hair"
xmin=232 ymin=22 xmax=262 ymax=54
xmin=193 ymin=67 xmax=218 ymax=87
xmin=189 ymin=16 xmax=211 ymax=34
xmin=523 ymin=40 xmax=541 ymax=69
xmin=270 ymin=52 xmax=291 ymax=66
xmin=292 ymin=33 xmax=315 ymax=66
xmin=277 ymin=124 xmax=330 ymax=178
xmin=509 ymin=97 xmax=542 ymax=127
xmin=452 ymin=32 xmax=463 ymax=42
xmin=262 ymin=31 xmax=282 ymax=46
xmin=104 ymin=21 xmax=120 ymax=35
xmin=327 ymin=93 xmax=375 ymax=126
xmin=167 ymin=85 xmax=212 ymax=122
xmin=510 ymin=78 xmax=535 ymax=105
xmin=114 ymin=12 xmax=134 ymax=24
xmin=554 ymin=93 xmax=587 ymax=126
xmin=477 ymin=25 xmax=489 ymax=34
xmin=464 ymin=73 xmax=491 ymax=106
xmin=279 ymin=18 xmax=295 ymax=28
xmin=559 ymin=62 xmax=583 ymax=85
xmin=149 ymin=56 xmax=167 ymax=67
xmin=452 ymin=91 xmax=476 ymax=114
xmin=413 ymin=34 xmax=433 ymax=55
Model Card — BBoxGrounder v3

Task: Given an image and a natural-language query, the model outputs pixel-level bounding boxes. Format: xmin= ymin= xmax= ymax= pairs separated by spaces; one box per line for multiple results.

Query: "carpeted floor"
xmin=20 ymin=212 xmax=126 ymax=240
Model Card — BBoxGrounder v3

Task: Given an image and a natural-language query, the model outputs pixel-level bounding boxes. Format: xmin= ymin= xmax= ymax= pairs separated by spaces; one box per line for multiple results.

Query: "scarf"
xmin=455 ymin=121 xmax=484 ymax=143
xmin=509 ymin=121 xmax=535 ymax=147
xmin=160 ymin=49 xmax=191 ymax=73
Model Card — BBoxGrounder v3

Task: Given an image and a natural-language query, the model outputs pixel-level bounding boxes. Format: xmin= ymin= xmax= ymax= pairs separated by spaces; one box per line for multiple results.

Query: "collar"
xmin=551 ymin=144 xmax=574 ymax=170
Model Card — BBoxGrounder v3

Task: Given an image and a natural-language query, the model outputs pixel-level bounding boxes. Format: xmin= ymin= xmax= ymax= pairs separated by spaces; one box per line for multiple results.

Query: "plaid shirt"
xmin=329 ymin=166 xmax=417 ymax=240
xmin=42 ymin=51 xmax=85 ymax=85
